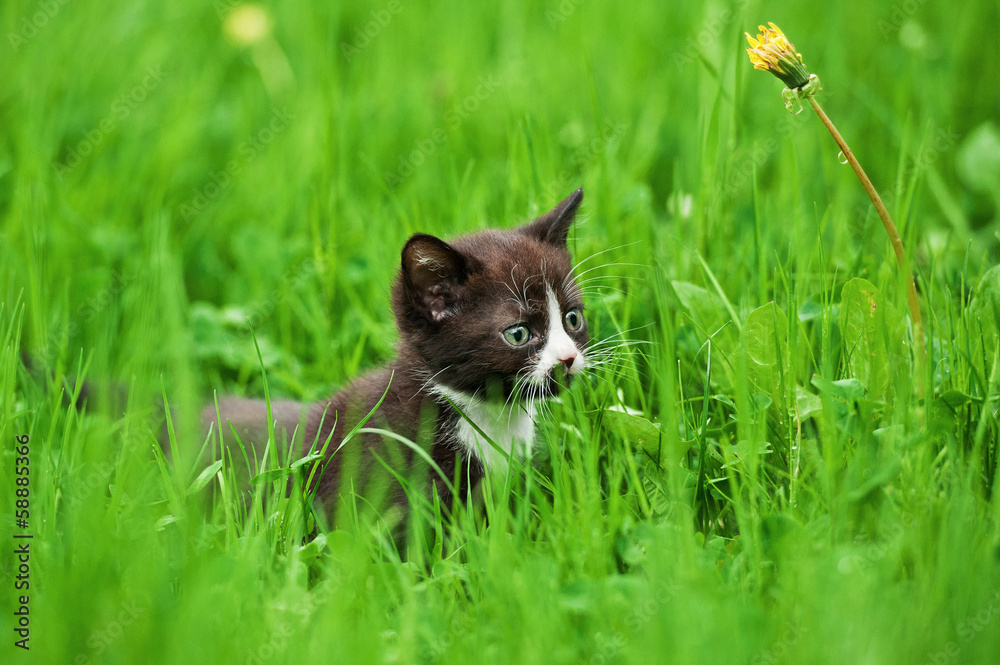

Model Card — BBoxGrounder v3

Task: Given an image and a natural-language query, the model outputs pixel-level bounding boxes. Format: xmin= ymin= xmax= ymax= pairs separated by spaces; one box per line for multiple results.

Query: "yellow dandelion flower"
xmin=745 ymin=22 xmax=811 ymax=89
xmin=745 ymin=22 xmax=821 ymax=114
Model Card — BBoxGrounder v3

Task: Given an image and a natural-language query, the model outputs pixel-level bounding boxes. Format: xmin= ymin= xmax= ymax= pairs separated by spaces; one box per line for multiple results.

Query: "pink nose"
xmin=560 ymin=354 xmax=577 ymax=374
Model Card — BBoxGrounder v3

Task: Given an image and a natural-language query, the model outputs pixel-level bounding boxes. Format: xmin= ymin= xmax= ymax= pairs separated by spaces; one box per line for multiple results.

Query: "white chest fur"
xmin=430 ymin=383 xmax=536 ymax=474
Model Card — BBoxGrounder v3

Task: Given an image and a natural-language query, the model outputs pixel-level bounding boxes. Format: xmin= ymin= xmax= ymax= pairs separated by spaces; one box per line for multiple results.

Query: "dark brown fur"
xmin=204 ymin=189 xmax=588 ymax=521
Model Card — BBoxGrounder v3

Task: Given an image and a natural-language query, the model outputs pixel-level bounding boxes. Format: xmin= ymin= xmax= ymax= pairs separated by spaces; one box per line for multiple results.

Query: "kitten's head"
xmin=393 ymin=189 xmax=588 ymax=402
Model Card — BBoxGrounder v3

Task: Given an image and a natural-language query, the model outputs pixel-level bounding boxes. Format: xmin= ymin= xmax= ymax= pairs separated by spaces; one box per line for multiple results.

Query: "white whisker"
xmin=573 ymin=261 xmax=645 ymax=282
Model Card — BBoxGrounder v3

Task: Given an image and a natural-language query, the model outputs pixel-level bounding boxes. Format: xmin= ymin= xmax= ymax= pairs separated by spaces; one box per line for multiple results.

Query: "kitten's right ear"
xmin=520 ymin=188 xmax=584 ymax=247
xmin=401 ymin=233 xmax=471 ymax=323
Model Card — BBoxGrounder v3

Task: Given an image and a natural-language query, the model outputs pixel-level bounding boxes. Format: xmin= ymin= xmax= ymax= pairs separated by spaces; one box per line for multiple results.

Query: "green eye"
xmin=564 ymin=308 xmax=584 ymax=331
xmin=503 ymin=325 xmax=531 ymax=347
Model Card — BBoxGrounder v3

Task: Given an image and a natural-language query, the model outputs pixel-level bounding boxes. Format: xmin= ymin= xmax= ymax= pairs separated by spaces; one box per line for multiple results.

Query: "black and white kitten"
xmin=206 ymin=189 xmax=588 ymax=517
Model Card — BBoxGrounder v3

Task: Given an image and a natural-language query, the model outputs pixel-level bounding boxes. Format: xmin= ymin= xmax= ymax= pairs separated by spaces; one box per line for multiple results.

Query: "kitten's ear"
xmin=521 ymin=188 xmax=584 ymax=247
xmin=401 ymin=233 xmax=471 ymax=323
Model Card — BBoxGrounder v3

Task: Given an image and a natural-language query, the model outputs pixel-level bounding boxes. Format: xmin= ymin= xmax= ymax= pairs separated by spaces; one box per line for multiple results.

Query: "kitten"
xmin=205 ymin=189 xmax=589 ymax=520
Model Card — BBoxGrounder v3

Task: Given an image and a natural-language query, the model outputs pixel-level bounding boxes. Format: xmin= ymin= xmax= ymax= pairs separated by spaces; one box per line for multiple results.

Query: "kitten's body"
xmin=205 ymin=189 xmax=588 ymax=519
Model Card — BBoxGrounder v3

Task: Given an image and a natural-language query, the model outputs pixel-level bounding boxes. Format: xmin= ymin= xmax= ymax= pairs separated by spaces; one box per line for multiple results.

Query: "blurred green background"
xmin=2 ymin=0 xmax=1000 ymax=663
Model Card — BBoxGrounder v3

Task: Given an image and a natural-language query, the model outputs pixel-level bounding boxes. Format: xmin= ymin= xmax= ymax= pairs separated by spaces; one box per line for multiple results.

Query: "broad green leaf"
xmin=297 ymin=534 xmax=327 ymax=565
xmin=930 ymin=389 xmax=985 ymax=429
xmin=797 ymin=297 xmax=826 ymax=322
xmin=189 ymin=301 xmax=300 ymax=374
xmin=936 ymin=390 xmax=982 ymax=409
xmin=740 ymin=302 xmax=789 ymax=410
xmin=603 ymin=408 xmax=661 ymax=458
xmin=838 ymin=278 xmax=905 ymax=400
xmin=712 ymin=394 xmax=736 ymax=410
xmin=671 ymin=280 xmax=739 ymax=374
xmin=811 ymin=376 xmax=866 ymax=403
xmin=671 ymin=281 xmax=729 ymax=331
xmin=750 ymin=391 xmax=772 ymax=414
xmin=735 ymin=439 xmax=772 ymax=459
xmin=790 ymin=385 xmax=823 ymax=421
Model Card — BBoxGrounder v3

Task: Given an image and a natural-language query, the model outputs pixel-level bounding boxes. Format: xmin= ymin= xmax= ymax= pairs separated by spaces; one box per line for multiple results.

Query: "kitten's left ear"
xmin=520 ymin=188 xmax=584 ymax=247
xmin=401 ymin=233 xmax=473 ymax=324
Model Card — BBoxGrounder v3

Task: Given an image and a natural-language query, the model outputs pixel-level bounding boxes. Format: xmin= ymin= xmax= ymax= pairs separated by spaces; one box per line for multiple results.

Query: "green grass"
xmin=3 ymin=0 xmax=1000 ymax=662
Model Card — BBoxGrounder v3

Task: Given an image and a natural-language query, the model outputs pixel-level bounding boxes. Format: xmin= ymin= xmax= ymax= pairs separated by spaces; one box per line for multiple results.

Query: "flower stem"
xmin=807 ymin=96 xmax=926 ymax=391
